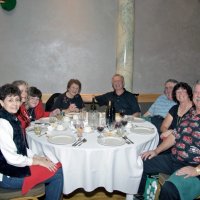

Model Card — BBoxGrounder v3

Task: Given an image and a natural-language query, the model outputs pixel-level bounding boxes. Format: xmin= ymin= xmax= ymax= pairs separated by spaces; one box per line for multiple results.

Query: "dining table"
xmin=26 ymin=115 xmax=159 ymax=200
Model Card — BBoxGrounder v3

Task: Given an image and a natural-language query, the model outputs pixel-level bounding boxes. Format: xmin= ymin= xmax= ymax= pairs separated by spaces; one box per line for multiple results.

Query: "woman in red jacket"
xmin=26 ymin=87 xmax=60 ymax=122
xmin=13 ymin=80 xmax=59 ymax=132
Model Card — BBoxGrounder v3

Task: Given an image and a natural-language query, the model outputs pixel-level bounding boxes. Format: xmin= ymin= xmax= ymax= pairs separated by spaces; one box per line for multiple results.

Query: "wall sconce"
xmin=0 ymin=0 xmax=16 ymax=11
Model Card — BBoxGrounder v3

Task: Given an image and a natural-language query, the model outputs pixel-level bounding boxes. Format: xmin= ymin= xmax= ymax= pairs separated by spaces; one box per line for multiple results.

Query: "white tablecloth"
xmin=26 ymin=120 xmax=159 ymax=198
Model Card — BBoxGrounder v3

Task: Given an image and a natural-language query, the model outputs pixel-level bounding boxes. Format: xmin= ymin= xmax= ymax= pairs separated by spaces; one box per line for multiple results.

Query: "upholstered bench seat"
xmin=0 ymin=183 xmax=45 ymax=200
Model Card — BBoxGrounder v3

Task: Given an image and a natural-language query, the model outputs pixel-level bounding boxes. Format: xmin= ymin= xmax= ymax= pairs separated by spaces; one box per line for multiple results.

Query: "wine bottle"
xmin=90 ymin=97 xmax=97 ymax=111
xmin=106 ymin=100 xmax=115 ymax=126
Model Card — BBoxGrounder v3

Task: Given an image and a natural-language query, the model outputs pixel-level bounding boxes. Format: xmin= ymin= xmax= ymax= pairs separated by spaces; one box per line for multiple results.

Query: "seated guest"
xmin=95 ymin=74 xmax=141 ymax=117
xmin=160 ymin=82 xmax=193 ymax=140
xmin=12 ymin=80 xmax=30 ymax=131
xmin=26 ymin=87 xmax=60 ymax=121
xmin=0 ymin=84 xmax=63 ymax=200
xmin=143 ymin=79 xmax=178 ymax=132
xmin=136 ymin=80 xmax=200 ymax=200
xmin=52 ymin=79 xmax=84 ymax=113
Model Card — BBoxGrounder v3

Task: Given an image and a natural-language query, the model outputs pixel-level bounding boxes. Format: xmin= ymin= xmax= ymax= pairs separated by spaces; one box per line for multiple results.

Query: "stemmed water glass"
xmin=114 ymin=121 xmax=123 ymax=136
xmin=73 ymin=119 xmax=84 ymax=138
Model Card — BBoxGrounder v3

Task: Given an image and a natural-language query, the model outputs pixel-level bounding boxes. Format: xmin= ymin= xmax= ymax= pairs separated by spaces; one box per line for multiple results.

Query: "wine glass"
xmin=121 ymin=117 xmax=128 ymax=133
xmin=97 ymin=119 xmax=105 ymax=138
xmin=119 ymin=109 xmax=126 ymax=118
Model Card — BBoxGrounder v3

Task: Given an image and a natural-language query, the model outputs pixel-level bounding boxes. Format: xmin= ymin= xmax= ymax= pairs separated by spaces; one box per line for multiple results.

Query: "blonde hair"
xmin=12 ymin=80 xmax=28 ymax=88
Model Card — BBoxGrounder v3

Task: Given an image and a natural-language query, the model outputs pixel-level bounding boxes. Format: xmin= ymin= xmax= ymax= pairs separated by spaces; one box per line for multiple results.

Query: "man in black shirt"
xmin=95 ymin=74 xmax=141 ymax=116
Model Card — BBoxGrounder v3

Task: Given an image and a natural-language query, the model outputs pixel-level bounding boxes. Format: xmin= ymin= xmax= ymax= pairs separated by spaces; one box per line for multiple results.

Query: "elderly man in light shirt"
xmin=143 ymin=79 xmax=178 ymax=133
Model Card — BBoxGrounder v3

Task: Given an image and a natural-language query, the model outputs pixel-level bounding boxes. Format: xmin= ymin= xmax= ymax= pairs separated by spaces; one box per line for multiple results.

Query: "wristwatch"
xmin=195 ymin=166 xmax=200 ymax=175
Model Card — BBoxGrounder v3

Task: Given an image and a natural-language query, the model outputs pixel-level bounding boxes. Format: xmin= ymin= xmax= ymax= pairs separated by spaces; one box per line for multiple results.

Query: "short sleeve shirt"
xmin=171 ymin=107 xmax=200 ymax=165
xmin=148 ymin=95 xmax=176 ymax=118
xmin=169 ymin=104 xmax=190 ymax=130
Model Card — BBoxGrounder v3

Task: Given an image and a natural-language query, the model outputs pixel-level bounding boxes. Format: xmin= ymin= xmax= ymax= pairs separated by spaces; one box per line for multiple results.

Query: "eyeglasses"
xmin=29 ymin=97 xmax=40 ymax=101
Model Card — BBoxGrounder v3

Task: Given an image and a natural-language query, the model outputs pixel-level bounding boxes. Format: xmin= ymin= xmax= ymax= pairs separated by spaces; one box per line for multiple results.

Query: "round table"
xmin=26 ymin=118 xmax=159 ymax=200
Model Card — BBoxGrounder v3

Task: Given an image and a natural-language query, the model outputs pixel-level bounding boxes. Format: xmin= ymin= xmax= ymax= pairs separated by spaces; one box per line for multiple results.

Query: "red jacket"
xmin=35 ymin=100 xmax=50 ymax=119
xmin=17 ymin=101 xmax=50 ymax=132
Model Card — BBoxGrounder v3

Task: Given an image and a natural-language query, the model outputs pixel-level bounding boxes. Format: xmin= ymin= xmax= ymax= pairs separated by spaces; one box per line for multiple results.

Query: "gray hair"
xmin=165 ymin=79 xmax=178 ymax=85
xmin=193 ymin=80 xmax=200 ymax=91
xmin=112 ymin=74 xmax=125 ymax=87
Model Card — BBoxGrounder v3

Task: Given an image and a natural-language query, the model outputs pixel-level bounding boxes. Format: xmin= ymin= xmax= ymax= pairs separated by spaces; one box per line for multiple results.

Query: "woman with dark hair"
xmin=52 ymin=79 xmax=84 ymax=113
xmin=0 ymin=84 xmax=63 ymax=200
xmin=26 ymin=87 xmax=60 ymax=121
xmin=160 ymin=82 xmax=193 ymax=139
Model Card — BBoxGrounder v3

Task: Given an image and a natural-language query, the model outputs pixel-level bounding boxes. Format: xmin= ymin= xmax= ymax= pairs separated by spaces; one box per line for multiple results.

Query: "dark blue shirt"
xmin=95 ymin=89 xmax=140 ymax=115
xmin=52 ymin=93 xmax=84 ymax=110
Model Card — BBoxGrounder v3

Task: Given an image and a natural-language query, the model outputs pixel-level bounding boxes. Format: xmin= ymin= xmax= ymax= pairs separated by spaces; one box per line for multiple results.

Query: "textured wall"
xmin=0 ymin=0 xmax=199 ymax=94
xmin=134 ymin=0 xmax=200 ymax=93
xmin=0 ymin=0 xmax=117 ymax=93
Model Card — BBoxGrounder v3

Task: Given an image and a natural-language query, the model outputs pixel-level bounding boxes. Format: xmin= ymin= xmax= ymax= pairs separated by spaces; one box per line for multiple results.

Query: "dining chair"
xmin=0 ymin=183 xmax=45 ymax=200
xmin=45 ymin=92 xmax=61 ymax=111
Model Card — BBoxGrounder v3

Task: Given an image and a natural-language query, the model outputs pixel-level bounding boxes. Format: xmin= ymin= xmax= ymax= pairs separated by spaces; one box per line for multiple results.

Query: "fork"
xmin=123 ymin=135 xmax=134 ymax=144
xmin=72 ymin=137 xmax=82 ymax=146
xmin=38 ymin=132 xmax=47 ymax=137
xmin=122 ymin=137 xmax=130 ymax=144
xmin=77 ymin=138 xmax=87 ymax=146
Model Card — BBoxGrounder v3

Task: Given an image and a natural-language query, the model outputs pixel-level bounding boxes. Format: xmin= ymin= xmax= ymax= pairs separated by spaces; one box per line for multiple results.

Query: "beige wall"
xmin=0 ymin=0 xmax=199 ymax=94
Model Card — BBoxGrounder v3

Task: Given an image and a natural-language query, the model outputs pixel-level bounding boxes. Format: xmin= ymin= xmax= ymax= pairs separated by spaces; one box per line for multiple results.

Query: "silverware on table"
xmin=134 ymin=125 xmax=154 ymax=130
xmin=38 ymin=132 xmax=47 ymax=137
xmin=72 ymin=137 xmax=82 ymax=146
xmin=122 ymin=135 xmax=134 ymax=144
xmin=123 ymin=138 xmax=130 ymax=144
xmin=77 ymin=138 xmax=87 ymax=146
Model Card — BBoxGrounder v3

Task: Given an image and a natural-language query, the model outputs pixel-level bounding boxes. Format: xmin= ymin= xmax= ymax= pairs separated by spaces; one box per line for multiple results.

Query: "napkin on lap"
xmin=22 ymin=162 xmax=62 ymax=194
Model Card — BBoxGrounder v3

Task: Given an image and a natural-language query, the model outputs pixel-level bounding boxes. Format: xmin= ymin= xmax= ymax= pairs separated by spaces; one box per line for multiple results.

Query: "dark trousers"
xmin=160 ymin=181 xmax=180 ymax=200
xmin=138 ymin=154 xmax=186 ymax=196
xmin=150 ymin=115 xmax=164 ymax=135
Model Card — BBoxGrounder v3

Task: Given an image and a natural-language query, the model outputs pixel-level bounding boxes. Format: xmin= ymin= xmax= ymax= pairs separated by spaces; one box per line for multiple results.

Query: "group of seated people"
xmin=0 ymin=74 xmax=199 ymax=200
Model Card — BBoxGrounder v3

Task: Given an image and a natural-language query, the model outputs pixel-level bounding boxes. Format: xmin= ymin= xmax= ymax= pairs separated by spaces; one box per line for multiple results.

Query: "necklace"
xmin=28 ymin=108 xmax=34 ymax=120
xmin=176 ymin=116 xmax=182 ymax=126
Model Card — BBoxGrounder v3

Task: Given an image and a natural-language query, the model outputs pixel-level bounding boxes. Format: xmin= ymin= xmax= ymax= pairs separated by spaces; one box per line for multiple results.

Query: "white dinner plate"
xmin=48 ymin=134 xmax=76 ymax=145
xmin=132 ymin=117 xmax=145 ymax=123
xmin=97 ymin=137 xmax=125 ymax=146
xmin=67 ymin=112 xmax=80 ymax=115
xmin=130 ymin=126 xmax=154 ymax=134
xmin=35 ymin=117 xmax=50 ymax=124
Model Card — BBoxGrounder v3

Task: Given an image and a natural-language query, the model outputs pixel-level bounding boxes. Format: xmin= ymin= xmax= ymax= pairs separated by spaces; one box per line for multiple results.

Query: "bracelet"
xmin=195 ymin=167 xmax=200 ymax=175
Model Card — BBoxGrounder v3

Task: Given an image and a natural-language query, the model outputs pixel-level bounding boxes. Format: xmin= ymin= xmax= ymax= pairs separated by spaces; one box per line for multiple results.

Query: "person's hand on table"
xmin=66 ymin=104 xmax=79 ymax=113
xmin=141 ymin=150 xmax=158 ymax=160
xmin=50 ymin=109 xmax=60 ymax=117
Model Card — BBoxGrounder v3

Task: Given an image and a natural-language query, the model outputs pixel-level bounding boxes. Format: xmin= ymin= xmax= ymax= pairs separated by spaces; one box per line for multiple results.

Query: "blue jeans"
xmin=0 ymin=168 xmax=63 ymax=200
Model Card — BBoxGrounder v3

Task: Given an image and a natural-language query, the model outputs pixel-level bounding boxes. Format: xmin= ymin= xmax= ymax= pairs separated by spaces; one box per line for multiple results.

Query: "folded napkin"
xmin=22 ymin=162 xmax=62 ymax=194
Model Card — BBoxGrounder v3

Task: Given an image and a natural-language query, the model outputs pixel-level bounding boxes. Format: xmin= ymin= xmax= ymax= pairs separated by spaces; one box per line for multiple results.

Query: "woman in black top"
xmin=160 ymin=82 xmax=193 ymax=139
xmin=52 ymin=79 xmax=84 ymax=113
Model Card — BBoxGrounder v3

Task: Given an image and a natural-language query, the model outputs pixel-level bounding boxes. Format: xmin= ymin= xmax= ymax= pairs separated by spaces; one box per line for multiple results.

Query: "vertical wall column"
xmin=116 ymin=0 xmax=134 ymax=92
